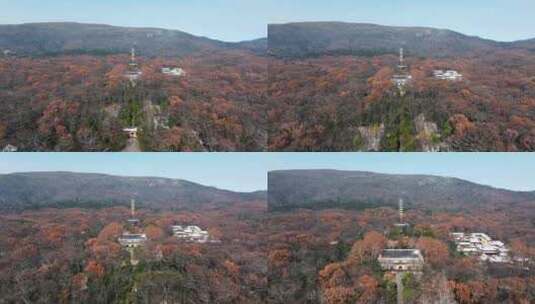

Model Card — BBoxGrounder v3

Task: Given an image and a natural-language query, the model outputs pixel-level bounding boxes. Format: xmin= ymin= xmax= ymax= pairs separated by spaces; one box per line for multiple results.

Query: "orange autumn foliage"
xmin=416 ymin=237 xmax=450 ymax=267
xmin=85 ymin=260 xmax=105 ymax=278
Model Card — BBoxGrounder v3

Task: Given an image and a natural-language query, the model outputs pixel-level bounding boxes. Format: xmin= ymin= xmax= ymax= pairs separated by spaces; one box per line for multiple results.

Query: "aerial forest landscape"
xmin=1 ymin=20 xmax=534 ymax=151
xmin=268 ymin=22 xmax=535 ymax=151
xmin=0 ymin=170 xmax=269 ymax=303
xmin=1 ymin=0 xmax=535 ymax=303
xmin=0 ymin=23 xmax=267 ymax=152
xmin=0 ymin=155 xmax=534 ymax=303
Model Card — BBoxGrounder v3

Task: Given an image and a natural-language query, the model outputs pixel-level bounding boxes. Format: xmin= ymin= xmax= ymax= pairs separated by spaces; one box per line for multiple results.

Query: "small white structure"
xmin=451 ymin=232 xmax=510 ymax=263
xmin=2 ymin=144 xmax=18 ymax=152
xmin=2 ymin=49 xmax=14 ymax=57
xmin=125 ymin=70 xmax=142 ymax=82
xmin=171 ymin=225 xmax=211 ymax=243
xmin=378 ymin=249 xmax=424 ymax=271
xmin=161 ymin=67 xmax=186 ymax=77
xmin=123 ymin=127 xmax=138 ymax=139
xmin=118 ymin=233 xmax=148 ymax=248
xmin=433 ymin=70 xmax=463 ymax=81
xmin=392 ymin=74 xmax=413 ymax=87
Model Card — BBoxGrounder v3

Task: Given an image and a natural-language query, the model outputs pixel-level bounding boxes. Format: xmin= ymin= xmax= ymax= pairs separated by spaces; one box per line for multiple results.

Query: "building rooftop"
xmin=162 ymin=67 xmax=186 ymax=76
xmin=380 ymin=249 xmax=422 ymax=259
xmin=119 ymin=233 xmax=147 ymax=240
xmin=451 ymin=232 xmax=510 ymax=263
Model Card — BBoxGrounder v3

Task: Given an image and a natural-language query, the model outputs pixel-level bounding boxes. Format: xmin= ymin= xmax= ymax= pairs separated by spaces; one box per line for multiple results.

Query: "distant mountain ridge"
xmin=511 ymin=38 xmax=535 ymax=51
xmin=0 ymin=22 xmax=267 ymax=57
xmin=268 ymin=170 xmax=535 ymax=212
xmin=268 ymin=22 xmax=534 ymax=58
xmin=0 ymin=172 xmax=266 ymax=212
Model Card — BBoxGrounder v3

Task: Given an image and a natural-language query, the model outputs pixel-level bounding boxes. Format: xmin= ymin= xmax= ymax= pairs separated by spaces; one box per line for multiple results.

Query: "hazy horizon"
xmin=1 ymin=0 xmax=533 ymax=42
xmin=1 ymin=153 xmax=534 ymax=192
xmin=2 ymin=20 xmax=534 ymax=44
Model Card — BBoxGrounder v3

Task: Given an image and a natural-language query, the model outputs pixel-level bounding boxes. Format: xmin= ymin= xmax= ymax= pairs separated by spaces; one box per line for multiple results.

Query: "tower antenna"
xmin=131 ymin=47 xmax=136 ymax=64
xmin=391 ymin=47 xmax=411 ymax=96
xmin=399 ymin=198 xmax=404 ymax=224
xmin=131 ymin=198 xmax=136 ymax=218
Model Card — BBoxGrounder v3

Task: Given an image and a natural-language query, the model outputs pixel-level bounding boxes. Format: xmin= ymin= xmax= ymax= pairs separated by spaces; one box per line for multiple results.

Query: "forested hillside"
xmin=0 ymin=22 xmax=265 ymax=57
xmin=268 ymin=27 xmax=535 ymax=151
xmin=0 ymin=50 xmax=267 ymax=151
xmin=0 ymin=201 xmax=268 ymax=303
xmin=268 ymin=22 xmax=530 ymax=59
xmin=267 ymin=204 xmax=535 ymax=303
xmin=0 ymin=172 xmax=266 ymax=212
xmin=268 ymin=170 xmax=535 ymax=211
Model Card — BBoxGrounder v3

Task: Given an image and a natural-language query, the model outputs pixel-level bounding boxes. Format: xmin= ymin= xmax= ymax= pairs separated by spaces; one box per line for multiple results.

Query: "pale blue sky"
xmin=0 ymin=0 xmax=534 ymax=41
xmin=0 ymin=153 xmax=534 ymax=192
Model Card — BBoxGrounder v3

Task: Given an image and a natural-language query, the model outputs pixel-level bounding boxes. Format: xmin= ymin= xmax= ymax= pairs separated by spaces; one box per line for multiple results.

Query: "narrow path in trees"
xmin=396 ymin=272 xmax=404 ymax=304
xmin=122 ymin=137 xmax=141 ymax=152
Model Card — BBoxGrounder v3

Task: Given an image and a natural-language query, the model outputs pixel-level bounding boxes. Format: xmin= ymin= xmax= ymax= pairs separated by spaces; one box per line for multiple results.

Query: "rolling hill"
xmin=511 ymin=38 xmax=535 ymax=51
xmin=268 ymin=22 xmax=533 ymax=58
xmin=0 ymin=172 xmax=266 ymax=212
xmin=268 ymin=170 xmax=535 ymax=211
xmin=0 ymin=22 xmax=266 ymax=57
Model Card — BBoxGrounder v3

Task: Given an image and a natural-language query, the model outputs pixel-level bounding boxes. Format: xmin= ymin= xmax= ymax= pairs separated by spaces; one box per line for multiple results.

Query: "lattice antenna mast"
xmin=131 ymin=199 xmax=136 ymax=218
xmin=398 ymin=48 xmax=407 ymax=70
xmin=131 ymin=48 xmax=136 ymax=64
xmin=399 ymin=198 xmax=404 ymax=223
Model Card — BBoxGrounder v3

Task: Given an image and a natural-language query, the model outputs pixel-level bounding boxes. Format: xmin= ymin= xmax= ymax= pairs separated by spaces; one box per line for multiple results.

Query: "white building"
xmin=392 ymin=74 xmax=413 ymax=87
xmin=161 ymin=67 xmax=186 ymax=77
xmin=378 ymin=249 xmax=424 ymax=271
xmin=451 ymin=232 xmax=510 ymax=263
xmin=2 ymin=49 xmax=14 ymax=56
xmin=123 ymin=127 xmax=138 ymax=139
xmin=118 ymin=233 xmax=148 ymax=248
xmin=2 ymin=144 xmax=18 ymax=152
xmin=171 ymin=225 xmax=211 ymax=243
xmin=125 ymin=70 xmax=142 ymax=82
xmin=433 ymin=70 xmax=463 ymax=81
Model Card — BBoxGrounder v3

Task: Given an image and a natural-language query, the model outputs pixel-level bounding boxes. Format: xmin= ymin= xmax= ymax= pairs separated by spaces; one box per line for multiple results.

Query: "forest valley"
xmin=0 ymin=198 xmax=533 ymax=303
xmin=268 ymin=49 xmax=535 ymax=151
xmin=0 ymin=50 xmax=267 ymax=151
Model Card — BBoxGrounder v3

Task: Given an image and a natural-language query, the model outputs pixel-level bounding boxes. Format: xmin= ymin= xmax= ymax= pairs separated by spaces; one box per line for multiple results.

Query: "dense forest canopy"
xmin=1 ymin=22 xmax=534 ymax=151
xmin=266 ymin=168 xmax=535 ymax=303
xmin=267 ymin=204 xmax=535 ymax=303
xmin=0 ymin=50 xmax=267 ymax=151
xmin=0 ymin=169 xmax=533 ymax=303
xmin=0 ymin=22 xmax=268 ymax=152
xmin=267 ymin=22 xmax=535 ymax=152
xmin=0 ymin=201 xmax=268 ymax=304
xmin=268 ymin=51 xmax=535 ymax=151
